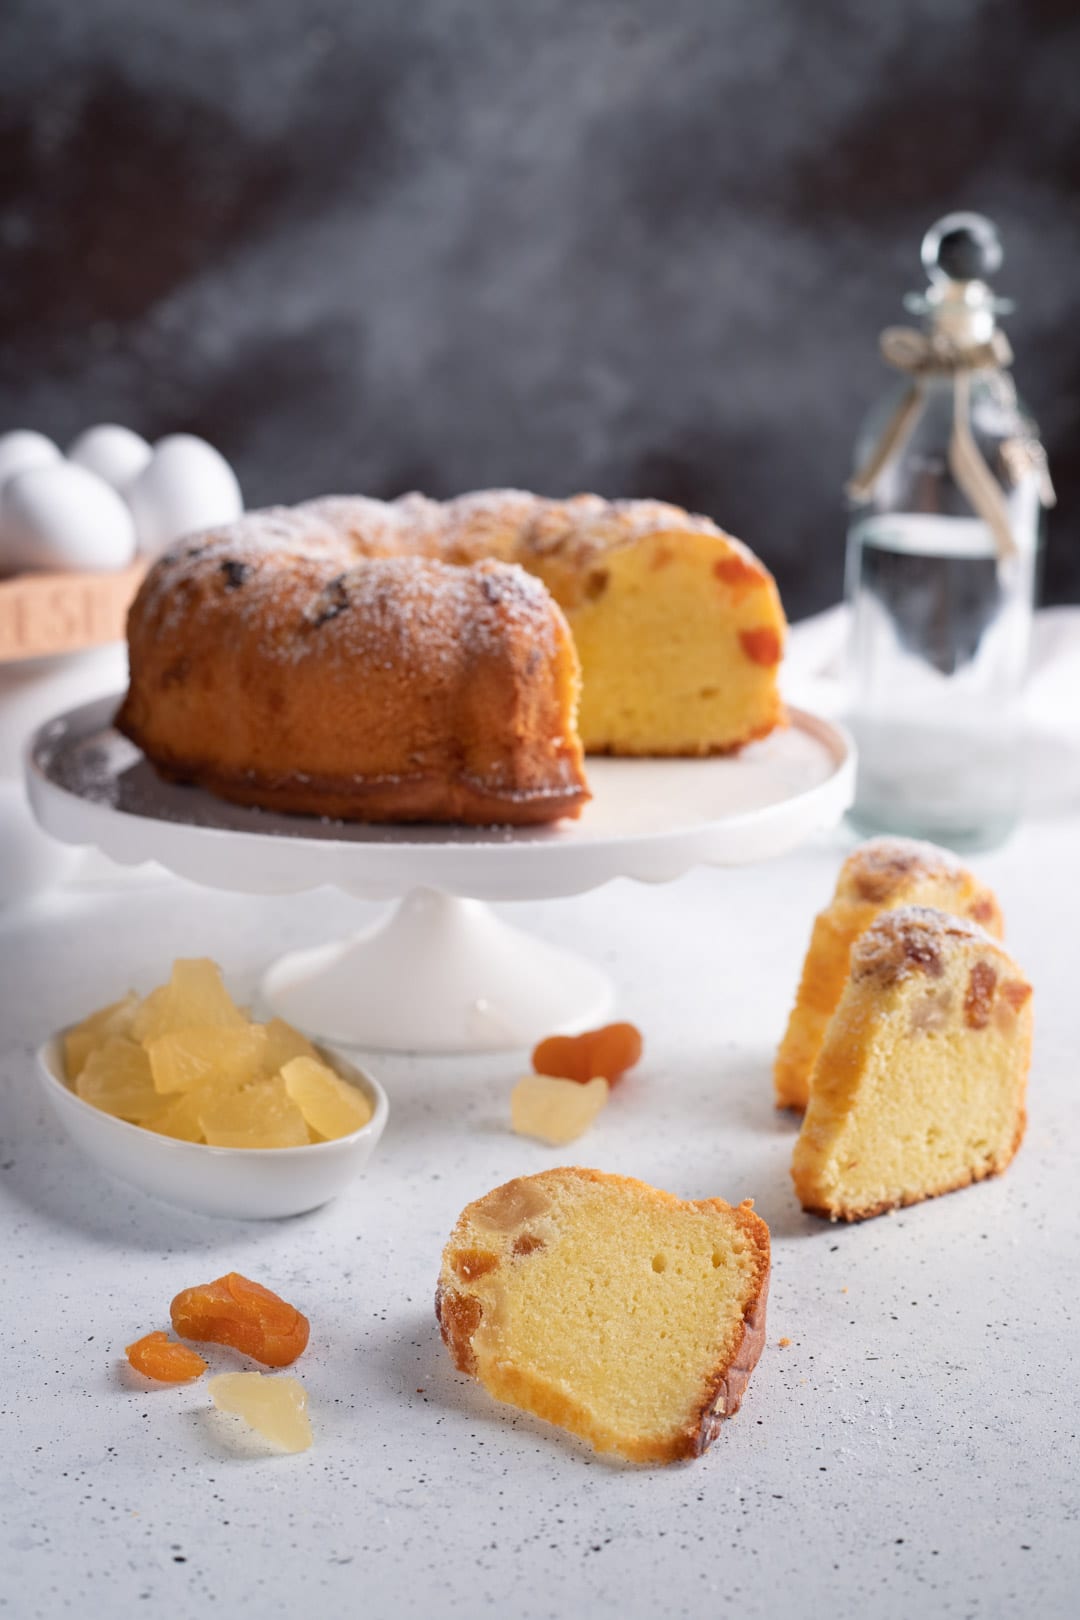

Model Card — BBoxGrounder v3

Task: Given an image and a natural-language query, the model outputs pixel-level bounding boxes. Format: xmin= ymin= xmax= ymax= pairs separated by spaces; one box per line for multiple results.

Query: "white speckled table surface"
xmin=1 ymin=821 xmax=1077 ymax=1620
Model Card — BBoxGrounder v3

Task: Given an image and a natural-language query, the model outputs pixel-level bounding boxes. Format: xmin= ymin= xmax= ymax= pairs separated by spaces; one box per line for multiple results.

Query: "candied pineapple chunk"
xmin=63 ymin=962 xmax=362 ymax=1152
xmin=64 ymin=991 xmax=140 ymax=1082
xmin=147 ymin=1025 xmax=266 ymax=1095
xmin=76 ymin=1038 xmax=163 ymax=1124
xmin=510 ymin=1074 xmax=609 ymax=1145
xmin=281 ymin=1056 xmax=373 ymax=1140
xmin=147 ymin=1090 xmax=209 ymax=1143
xmin=132 ymin=958 xmax=247 ymax=1044
xmin=208 ymin=1372 xmax=312 ymax=1454
xmin=260 ymin=1018 xmax=318 ymax=1077
xmin=198 ymin=1077 xmax=310 ymax=1149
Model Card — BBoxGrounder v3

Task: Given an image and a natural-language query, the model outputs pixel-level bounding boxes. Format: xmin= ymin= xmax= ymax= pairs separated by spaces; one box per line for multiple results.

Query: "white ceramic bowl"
xmin=36 ymin=1034 xmax=389 ymax=1220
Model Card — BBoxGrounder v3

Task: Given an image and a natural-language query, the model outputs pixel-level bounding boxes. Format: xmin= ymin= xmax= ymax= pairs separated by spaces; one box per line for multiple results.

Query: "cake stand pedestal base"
xmin=259 ymin=887 xmax=615 ymax=1053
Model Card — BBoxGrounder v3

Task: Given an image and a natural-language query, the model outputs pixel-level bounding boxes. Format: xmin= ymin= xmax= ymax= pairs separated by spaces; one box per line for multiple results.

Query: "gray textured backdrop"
xmin=3 ymin=0 xmax=1078 ymax=615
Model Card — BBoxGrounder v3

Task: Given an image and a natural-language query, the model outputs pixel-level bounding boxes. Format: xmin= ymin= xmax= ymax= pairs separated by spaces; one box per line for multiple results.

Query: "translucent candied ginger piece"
xmin=171 ymin=1272 xmax=310 ymax=1366
xmin=281 ymin=1056 xmax=373 ymax=1140
xmin=76 ymin=1037 xmax=164 ymax=1124
xmin=510 ymin=1074 xmax=609 ymax=1145
xmin=64 ymin=991 xmax=140 ymax=1082
xmin=197 ymin=1077 xmax=309 ymax=1149
xmin=208 ymin=1371 xmax=312 ymax=1453
xmin=147 ymin=1024 xmax=267 ymax=1095
xmin=133 ymin=959 xmax=247 ymax=1043
xmin=126 ymin=1331 xmax=207 ymax=1382
xmin=260 ymin=1018 xmax=318 ymax=1077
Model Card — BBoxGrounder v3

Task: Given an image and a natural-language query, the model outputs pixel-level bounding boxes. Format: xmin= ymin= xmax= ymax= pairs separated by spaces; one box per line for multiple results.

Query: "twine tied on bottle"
xmin=846 ymin=324 xmax=1054 ymax=562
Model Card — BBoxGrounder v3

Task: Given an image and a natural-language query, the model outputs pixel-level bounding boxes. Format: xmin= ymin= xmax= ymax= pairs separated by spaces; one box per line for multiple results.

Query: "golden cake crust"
xmin=436 ymin=1167 xmax=771 ymax=1465
xmin=117 ymin=514 xmax=590 ymax=826
xmin=774 ymin=839 xmax=1005 ymax=1111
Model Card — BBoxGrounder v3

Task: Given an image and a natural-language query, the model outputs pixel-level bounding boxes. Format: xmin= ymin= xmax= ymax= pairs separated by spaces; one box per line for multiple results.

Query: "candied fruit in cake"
xmin=76 ymin=1038 xmax=164 ymax=1124
xmin=171 ymin=1272 xmax=310 ymax=1367
xmin=197 ymin=1077 xmax=310 ymax=1149
xmin=532 ymin=1022 xmax=643 ymax=1086
xmin=125 ymin=1331 xmax=208 ymax=1383
xmin=64 ymin=991 xmax=140 ymax=1082
xmin=281 ymin=1056 xmax=373 ymax=1139
xmin=208 ymin=1372 xmax=312 ymax=1453
xmin=511 ymin=1074 xmax=609 ymax=1145
xmin=146 ymin=1024 xmax=266 ymax=1095
xmin=132 ymin=958 xmax=247 ymax=1044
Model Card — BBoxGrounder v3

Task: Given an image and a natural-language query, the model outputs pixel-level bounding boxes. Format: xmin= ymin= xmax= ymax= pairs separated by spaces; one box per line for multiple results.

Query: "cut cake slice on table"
xmin=774 ymin=837 xmax=1004 ymax=1112
xmin=436 ymin=1167 xmax=770 ymax=1465
xmin=791 ymin=906 xmax=1032 ymax=1222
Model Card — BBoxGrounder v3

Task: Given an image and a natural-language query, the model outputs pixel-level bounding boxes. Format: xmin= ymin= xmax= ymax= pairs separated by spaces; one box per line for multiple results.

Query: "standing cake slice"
xmin=775 ymin=838 xmax=1004 ymax=1111
xmin=436 ymin=1167 xmax=770 ymax=1464
xmin=791 ymin=907 xmax=1032 ymax=1222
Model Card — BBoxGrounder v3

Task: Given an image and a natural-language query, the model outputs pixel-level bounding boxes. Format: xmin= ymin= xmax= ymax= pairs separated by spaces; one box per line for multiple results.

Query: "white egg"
xmin=0 ymin=430 xmax=61 ymax=489
xmin=0 ymin=462 xmax=137 ymax=574
xmin=68 ymin=423 xmax=152 ymax=490
xmin=126 ymin=433 xmax=243 ymax=555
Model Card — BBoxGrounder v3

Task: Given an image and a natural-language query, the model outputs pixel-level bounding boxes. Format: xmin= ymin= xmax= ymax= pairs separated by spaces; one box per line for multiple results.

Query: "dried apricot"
xmin=531 ymin=1022 xmax=643 ymax=1086
xmin=739 ymin=626 xmax=782 ymax=666
xmin=171 ymin=1272 xmax=310 ymax=1367
xmin=126 ymin=1331 xmax=208 ymax=1383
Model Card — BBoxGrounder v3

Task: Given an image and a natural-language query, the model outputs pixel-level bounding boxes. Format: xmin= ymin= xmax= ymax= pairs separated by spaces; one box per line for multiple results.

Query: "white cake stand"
xmin=26 ymin=694 xmax=854 ymax=1052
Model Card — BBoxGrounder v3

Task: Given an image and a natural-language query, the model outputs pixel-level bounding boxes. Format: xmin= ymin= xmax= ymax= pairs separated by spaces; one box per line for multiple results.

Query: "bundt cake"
xmin=791 ymin=907 xmax=1032 ymax=1222
xmin=436 ymin=1167 xmax=770 ymax=1464
xmin=774 ymin=838 xmax=1004 ymax=1111
xmin=118 ymin=489 xmax=786 ymax=825
xmin=117 ymin=514 xmax=588 ymax=825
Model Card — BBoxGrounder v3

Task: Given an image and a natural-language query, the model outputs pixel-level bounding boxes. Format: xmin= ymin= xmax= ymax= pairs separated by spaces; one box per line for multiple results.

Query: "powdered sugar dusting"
xmin=852 ymin=905 xmax=1002 ymax=987
xmin=133 ymin=488 xmax=754 ymax=674
xmin=142 ymin=488 xmax=742 ymax=613
xmin=841 ymin=835 xmax=967 ymax=903
xmin=134 ymin=520 xmax=564 ymax=674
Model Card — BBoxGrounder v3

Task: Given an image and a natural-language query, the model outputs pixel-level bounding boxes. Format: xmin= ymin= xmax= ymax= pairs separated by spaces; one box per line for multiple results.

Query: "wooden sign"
xmin=0 ymin=562 xmax=145 ymax=663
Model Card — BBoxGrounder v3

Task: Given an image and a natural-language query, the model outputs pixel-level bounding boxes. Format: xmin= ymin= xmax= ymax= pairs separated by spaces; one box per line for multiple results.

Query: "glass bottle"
xmin=844 ymin=212 xmax=1053 ymax=852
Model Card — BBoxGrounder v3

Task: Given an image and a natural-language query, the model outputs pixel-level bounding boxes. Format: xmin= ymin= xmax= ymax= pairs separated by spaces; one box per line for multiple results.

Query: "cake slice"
xmin=436 ymin=1167 xmax=770 ymax=1464
xmin=791 ymin=907 xmax=1032 ymax=1222
xmin=775 ymin=838 xmax=1004 ymax=1111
